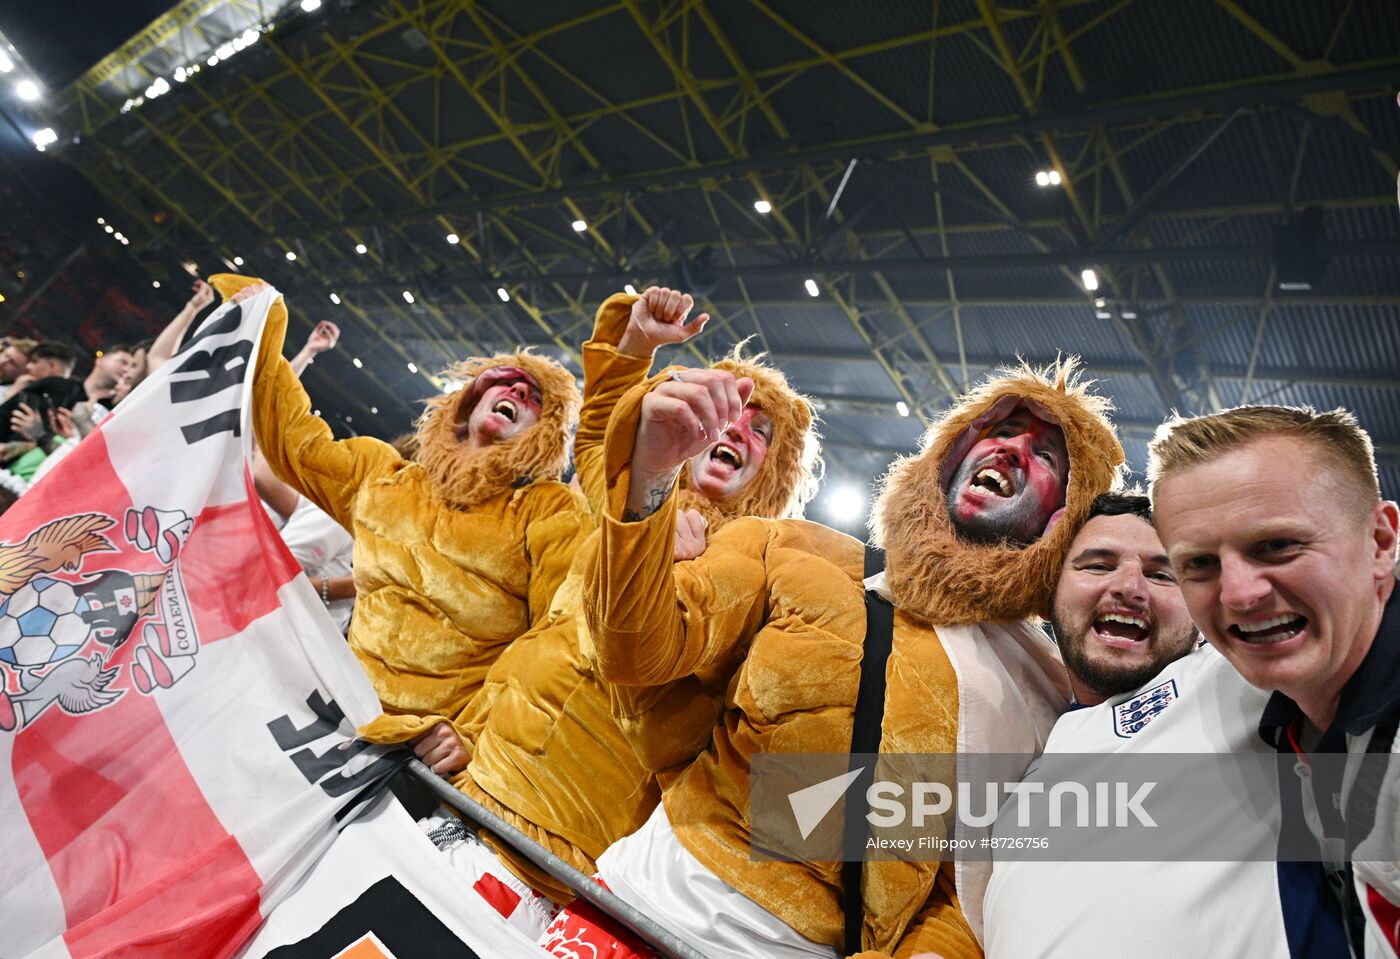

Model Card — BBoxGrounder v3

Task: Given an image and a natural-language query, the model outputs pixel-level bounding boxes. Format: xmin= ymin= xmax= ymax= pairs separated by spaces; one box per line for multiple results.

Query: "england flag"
xmin=0 ymin=287 xmax=536 ymax=958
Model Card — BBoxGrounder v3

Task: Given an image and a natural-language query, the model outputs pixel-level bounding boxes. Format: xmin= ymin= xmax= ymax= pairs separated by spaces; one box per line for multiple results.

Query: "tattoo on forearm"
xmin=623 ymin=475 xmax=676 ymax=522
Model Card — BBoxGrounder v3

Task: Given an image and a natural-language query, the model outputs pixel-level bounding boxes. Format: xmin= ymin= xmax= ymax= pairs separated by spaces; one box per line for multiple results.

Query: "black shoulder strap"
xmin=841 ymin=543 xmax=894 ymax=956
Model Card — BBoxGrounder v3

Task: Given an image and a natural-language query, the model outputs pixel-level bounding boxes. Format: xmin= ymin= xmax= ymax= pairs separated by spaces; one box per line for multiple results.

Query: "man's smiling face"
xmin=1154 ymin=435 xmax=1399 ymax=719
xmin=1051 ymin=511 xmax=1198 ymax=703
xmin=456 ymin=366 xmax=543 ymax=451
xmin=945 ymin=405 xmax=1069 ymax=545
xmin=688 ymin=405 xmax=773 ymax=501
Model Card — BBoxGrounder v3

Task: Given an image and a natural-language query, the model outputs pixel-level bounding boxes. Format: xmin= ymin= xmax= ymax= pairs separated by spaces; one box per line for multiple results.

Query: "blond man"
xmin=1150 ymin=405 xmax=1400 ymax=958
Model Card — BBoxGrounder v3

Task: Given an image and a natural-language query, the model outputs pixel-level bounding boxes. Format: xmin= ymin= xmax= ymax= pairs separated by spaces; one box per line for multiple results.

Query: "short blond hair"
xmin=1148 ymin=405 xmax=1380 ymax=513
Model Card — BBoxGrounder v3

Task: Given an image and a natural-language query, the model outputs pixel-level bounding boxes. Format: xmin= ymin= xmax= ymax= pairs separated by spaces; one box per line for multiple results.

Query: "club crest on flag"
xmin=1112 ymin=679 xmax=1179 ymax=739
xmin=0 ymin=505 xmax=199 ymax=732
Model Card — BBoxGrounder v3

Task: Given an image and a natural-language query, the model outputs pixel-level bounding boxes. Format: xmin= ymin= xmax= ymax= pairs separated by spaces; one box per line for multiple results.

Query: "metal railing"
xmin=405 ymin=759 xmax=708 ymax=959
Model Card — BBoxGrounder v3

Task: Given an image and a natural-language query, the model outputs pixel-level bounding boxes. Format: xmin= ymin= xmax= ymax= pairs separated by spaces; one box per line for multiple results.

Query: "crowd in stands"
xmin=7 ymin=271 xmax=1398 ymax=959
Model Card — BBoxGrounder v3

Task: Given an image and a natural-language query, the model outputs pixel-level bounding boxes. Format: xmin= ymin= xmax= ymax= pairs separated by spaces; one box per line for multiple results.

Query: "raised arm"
xmin=215 ymin=274 xmax=396 ymax=528
xmin=576 ymin=287 xmax=708 ymax=514
xmin=147 ymin=279 xmax=214 ymax=374
xmin=582 ymin=370 xmax=764 ymax=689
xmin=289 ymin=320 xmax=340 ymax=377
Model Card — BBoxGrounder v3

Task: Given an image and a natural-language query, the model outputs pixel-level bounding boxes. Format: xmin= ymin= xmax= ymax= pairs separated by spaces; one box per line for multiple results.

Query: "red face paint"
xmin=944 ymin=405 xmax=1069 ymax=545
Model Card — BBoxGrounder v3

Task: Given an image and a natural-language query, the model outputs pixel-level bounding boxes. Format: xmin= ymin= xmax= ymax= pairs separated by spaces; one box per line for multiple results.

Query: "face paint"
xmin=944 ymin=405 xmax=1069 ymax=545
xmin=456 ymin=366 xmax=543 ymax=451
xmin=688 ymin=406 xmax=773 ymax=501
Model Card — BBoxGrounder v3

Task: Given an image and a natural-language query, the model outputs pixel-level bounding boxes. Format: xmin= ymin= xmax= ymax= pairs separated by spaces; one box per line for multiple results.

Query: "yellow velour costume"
xmin=584 ymin=360 xmax=1123 ymax=957
xmin=226 ymin=273 xmax=592 ymax=746
xmin=448 ymin=291 xmax=822 ymax=902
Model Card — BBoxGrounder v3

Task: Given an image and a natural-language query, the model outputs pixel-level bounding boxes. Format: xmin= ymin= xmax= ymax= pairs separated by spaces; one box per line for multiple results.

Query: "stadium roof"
xmin=15 ymin=0 xmax=1400 ymax=521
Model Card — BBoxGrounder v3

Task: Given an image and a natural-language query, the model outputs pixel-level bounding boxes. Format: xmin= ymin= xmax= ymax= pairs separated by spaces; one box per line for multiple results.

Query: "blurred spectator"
xmin=24 ymin=341 xmax=77 ymax=381
xmin=0 ymin=342 xmax=84 ymax=447
xmin=81 ymin=344 xmax=134 ymax=405
xmin=110 ymin=338 xmax=154 ymax=407
xmin=3 ymin=402 xmax=75 ymax=481
xmin=0 ymin=337 xmax=37 ymax=395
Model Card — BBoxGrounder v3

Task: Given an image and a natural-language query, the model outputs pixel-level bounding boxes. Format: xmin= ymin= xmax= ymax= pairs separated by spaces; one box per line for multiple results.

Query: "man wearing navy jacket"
xmin=1152 ymin=405 xmax=1399 ymax=958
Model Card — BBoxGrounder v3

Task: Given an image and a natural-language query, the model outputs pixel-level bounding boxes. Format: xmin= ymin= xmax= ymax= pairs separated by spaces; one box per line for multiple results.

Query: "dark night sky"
xmin=1 ymin=1 xmax=173 ymax=87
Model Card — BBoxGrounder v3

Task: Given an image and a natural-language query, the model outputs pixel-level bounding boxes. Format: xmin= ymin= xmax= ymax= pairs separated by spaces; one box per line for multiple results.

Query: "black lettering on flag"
xmin=319 ymin=752 xmax=404 ymax=798
xmin=268 ymin=690 xmax=345 ymax=750
xmin=168 ymin=304 xmax=252 ymax=443
xmin=180 ymin=408 xmax=241 ymax=444
xmin=287 ymin=738 xmax=380 ymax=785
xmin=263 ymin=876 xmax=480 ymax=958
xmin=169 ymin=339 xmax=253 ymax=404
xmin=180 ymin=304 xmax=243 ymax=351
xmin=269 ymin=690 xmax=404 ymax=799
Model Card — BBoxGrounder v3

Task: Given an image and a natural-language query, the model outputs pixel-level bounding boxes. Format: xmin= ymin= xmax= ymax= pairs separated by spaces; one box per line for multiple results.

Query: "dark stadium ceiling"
xmin=13 ymin=0 xmax=1400 ymax=517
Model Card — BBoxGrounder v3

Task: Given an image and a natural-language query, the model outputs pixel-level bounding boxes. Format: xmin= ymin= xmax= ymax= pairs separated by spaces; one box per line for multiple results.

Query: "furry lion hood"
xmin=870 ymin=358 xmax=1123 ymax=625
xmin=416 ymin=351 xmax=581 ymax=508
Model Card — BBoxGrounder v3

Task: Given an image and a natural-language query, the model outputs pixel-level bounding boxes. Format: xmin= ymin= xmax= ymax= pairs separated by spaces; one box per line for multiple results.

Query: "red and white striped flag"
xmin=0 ymin=288 xmax=398 ymax=959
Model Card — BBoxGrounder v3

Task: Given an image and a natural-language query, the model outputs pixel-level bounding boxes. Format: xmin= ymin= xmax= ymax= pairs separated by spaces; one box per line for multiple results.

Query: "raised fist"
xmin=617 ymin=286 xmax=710 ymax=357
xmin=188 ymin=279 xmax=214 ymax=311
xmin=305 ymin=320 xmax=340 ymax=355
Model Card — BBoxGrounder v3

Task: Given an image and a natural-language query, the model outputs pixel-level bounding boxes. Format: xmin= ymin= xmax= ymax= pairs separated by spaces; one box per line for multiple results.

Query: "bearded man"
xmin=982 ymin=492 xmax=1289 ymax=958
xmin=573 ymin=361 xmax=1122 ymax=958
xmin=224 ymin=274 xmax=592 ymax=768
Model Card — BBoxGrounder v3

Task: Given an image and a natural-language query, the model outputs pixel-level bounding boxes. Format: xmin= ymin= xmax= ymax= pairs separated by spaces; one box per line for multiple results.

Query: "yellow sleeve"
xmin=523 ymin=484 xmax=594 ymax=633
xmin=867 ymin=862 xmax=980 ymax=959
xmin=605 ymin=676 xmax=725 ymax=774
xmin=581 ymin=380 xmax=769 ymax=687
xmin=219 ymin=273 xmax=397 ymax=528
xmin=576 ymin=292 xmax=651 ymax=516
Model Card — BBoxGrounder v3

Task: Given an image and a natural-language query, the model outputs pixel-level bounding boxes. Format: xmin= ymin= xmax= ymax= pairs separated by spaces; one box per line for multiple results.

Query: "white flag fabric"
xmin=0 ymin=288 xmax=398 ymax=959
xmin=236 ymin=791 xmax=541 ymax=959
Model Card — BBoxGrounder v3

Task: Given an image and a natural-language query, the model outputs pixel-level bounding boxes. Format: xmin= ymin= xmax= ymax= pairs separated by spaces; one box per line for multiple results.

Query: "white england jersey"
xmin=983 ymin=644 xmax=1290 ymax=959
